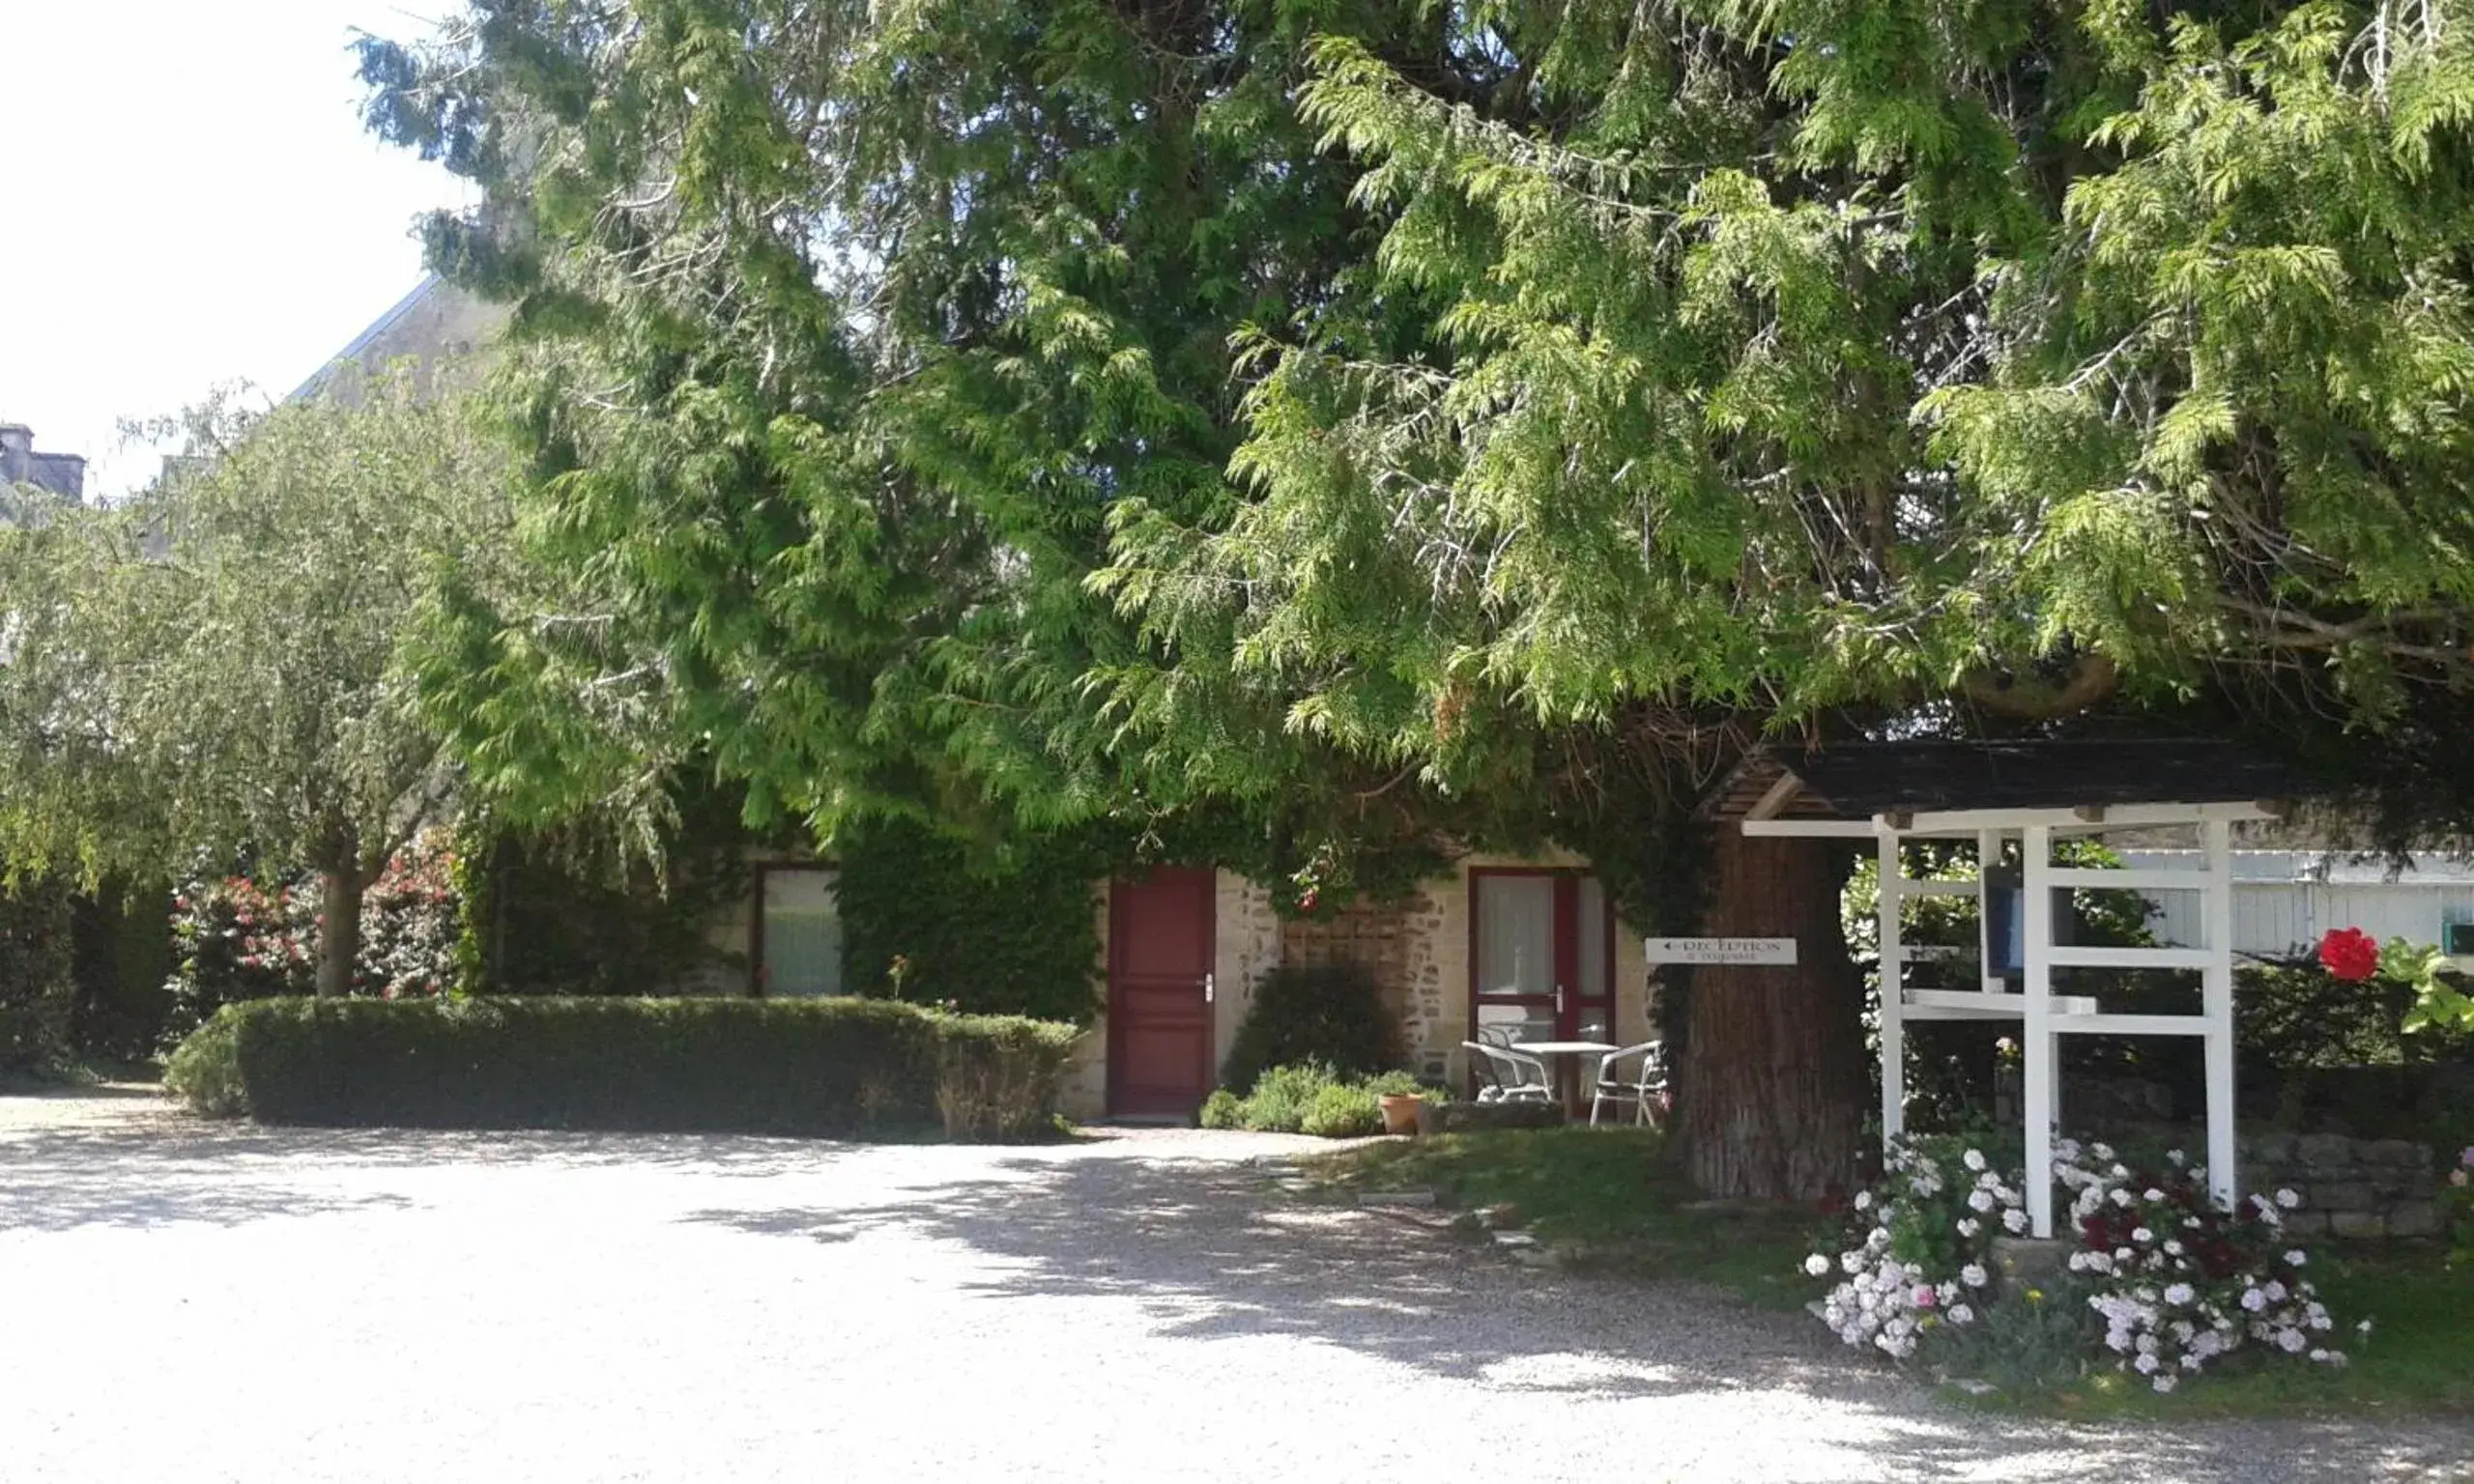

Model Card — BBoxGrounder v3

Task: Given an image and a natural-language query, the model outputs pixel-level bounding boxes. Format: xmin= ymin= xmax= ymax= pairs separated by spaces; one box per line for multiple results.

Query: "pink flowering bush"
xmin=1808 ymin=1136 xmax=2347 ymax=1393
xmin=1809 ymin=1136 xmax=2026 ymax=1360
xmin=164 ymin=874 xmax=318 ymax=1036
xmin=163 ymin=832 xmax=464 ymax=1040
xmin=2056 ymin=1141 xmax=2342 ymax=1391
xmin=357 ymin=832 xmax=461 ymax=1000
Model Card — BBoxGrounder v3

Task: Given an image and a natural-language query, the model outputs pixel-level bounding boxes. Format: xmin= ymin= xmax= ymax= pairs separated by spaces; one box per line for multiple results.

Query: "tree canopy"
xmin=344 ymin=0 xmax=2474 ymax=1195
xmin=0 ymin=376 xmax=525 ymax=991
xmin=362 ymin=0 xmax=2474 ymax=874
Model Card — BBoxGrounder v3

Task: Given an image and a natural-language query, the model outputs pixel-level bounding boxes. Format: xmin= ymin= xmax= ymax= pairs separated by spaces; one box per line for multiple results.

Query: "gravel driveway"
xmin=3 ymin=1092 xmax=2466 ymax=1483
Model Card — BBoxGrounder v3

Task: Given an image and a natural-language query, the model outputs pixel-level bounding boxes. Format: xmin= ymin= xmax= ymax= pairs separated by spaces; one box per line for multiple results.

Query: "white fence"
xmin=2118 ymin=851 xmax=2474 ymax=961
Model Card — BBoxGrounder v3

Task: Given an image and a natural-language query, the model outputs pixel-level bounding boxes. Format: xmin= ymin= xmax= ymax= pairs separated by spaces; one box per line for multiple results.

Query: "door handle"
xmin=1203 ymin=973 xmax=1215 ymax=1005
xmin=1554 ymin=984 xmax=1567 ymax=1014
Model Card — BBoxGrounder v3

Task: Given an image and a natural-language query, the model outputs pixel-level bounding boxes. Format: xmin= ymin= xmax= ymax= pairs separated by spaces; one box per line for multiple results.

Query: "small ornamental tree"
xmin=0 ymin=378 xmax=521 ymax=995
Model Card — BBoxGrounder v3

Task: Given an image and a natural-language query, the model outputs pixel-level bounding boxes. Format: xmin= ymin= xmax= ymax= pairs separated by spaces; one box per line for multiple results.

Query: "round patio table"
xmin=1510 ymin=1039 xmax=1619 ymax=1119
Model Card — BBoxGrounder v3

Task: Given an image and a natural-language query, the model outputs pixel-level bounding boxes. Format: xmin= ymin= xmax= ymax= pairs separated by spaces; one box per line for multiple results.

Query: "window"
xmin=759 ymin=867 xmax=844 ymax=997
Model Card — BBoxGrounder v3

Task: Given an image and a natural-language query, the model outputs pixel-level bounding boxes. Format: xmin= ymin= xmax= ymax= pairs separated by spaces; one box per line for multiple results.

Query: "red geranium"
xmin=2318 ymin=927 xmax=2380 ymax=983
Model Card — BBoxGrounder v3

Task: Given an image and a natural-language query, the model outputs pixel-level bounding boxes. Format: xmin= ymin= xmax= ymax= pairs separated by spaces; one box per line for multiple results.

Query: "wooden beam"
xmin=1744 ymin=771 xmax=1803 ymax=822
xmin=2073 ymin=804 xmax=2107 ymax=823
xmin=1891 ymin=801 xmax=2276 ymax=834
xmin=1740 ymin=819 xmax=1879 ymax=838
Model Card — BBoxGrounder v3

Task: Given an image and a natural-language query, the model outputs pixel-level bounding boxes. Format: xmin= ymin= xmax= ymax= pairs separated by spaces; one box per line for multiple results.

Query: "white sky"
xmin=0 ymin=3 xmax=475 ymax=497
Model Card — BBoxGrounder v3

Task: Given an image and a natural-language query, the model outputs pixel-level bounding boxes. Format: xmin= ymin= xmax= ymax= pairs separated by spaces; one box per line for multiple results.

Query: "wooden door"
xmin=1108 ymin=868 xmax=1217 ymax=1117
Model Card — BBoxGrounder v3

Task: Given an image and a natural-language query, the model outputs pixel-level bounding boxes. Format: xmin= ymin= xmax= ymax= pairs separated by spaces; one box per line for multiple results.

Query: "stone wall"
xmin=1055 ymin=884 xmax=1111 ymax=1122
xmin=2240 ymin=1132 xmax=2440 ymax=1239
xmin=1280 ymin=897 xmax=1419 ymax=1063
xmin=1277 ymin=854 xmax=1655 ymax=1087
xmin=1212 ymin=870 xmax=1284 ymax=1075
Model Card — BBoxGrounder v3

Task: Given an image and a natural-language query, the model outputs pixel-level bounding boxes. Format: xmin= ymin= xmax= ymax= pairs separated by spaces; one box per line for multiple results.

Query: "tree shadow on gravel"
xmin=0 ymin=1114 xmax=858 ymax=1233
xmin=680 ymin=1147 xmax=2474 ymax=1483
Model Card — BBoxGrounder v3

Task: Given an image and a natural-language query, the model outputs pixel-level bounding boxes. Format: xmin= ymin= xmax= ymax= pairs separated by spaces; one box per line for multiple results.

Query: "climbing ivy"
xmin=833 ymin=817 xmax=1109 ymax=1026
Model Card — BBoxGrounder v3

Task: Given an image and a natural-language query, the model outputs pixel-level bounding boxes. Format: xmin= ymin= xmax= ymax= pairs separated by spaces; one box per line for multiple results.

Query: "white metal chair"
xmin=1460 ymin=1040 xmax=1555 ymax=1103
xmin=1589 ymin=1041 xmax=1668 ymax=1127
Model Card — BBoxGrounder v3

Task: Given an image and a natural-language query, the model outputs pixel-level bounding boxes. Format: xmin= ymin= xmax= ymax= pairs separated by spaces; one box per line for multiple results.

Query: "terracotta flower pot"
xmin=1379 ymin=1094 xmax=1424 ymax=1136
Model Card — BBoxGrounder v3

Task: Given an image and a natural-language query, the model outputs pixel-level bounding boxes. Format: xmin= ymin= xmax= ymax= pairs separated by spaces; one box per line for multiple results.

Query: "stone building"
xmin=0 ymin=421 xmax=87 ymax=502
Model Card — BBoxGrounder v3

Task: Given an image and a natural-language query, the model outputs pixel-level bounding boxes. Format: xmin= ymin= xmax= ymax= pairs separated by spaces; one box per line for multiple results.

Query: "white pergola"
xmin=1723 ymin=744 xmax=2287 ymax=1239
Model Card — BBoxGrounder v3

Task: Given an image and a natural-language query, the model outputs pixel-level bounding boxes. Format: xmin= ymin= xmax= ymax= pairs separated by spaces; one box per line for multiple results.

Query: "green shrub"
xmin=1220 ymin=963 xmax=1402 ymax=1094
xmin=1202 ymin=1060 xmax=1412 ymax=1136
xmin=932 ymin=1013 xmax=1082 ymax=1140
xmin=1299 ymin=1081 xmax=1383 ymax=1137
xmin=1197 ymin=1088 xmax=1244 ymax=1129
xmin=0 ymin=882 xmax=76 ymax=1076
xmin=162 ymin=995 xmax=1078 ymax=1140
xmin=1235 ymin=1061 xmax=1338 ymax=1132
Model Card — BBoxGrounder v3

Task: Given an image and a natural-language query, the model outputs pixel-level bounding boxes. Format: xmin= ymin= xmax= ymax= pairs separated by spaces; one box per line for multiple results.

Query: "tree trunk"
xmin=1675 ymin=830 xmax=1868 ymax=1200
xmin=315 ymin=862 xmax=365 ymax=999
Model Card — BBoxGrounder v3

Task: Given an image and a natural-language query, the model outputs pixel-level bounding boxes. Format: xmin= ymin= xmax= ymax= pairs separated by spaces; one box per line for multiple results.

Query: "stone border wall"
xmin=2240 ymin=1132 xmax=2439 ymax=1238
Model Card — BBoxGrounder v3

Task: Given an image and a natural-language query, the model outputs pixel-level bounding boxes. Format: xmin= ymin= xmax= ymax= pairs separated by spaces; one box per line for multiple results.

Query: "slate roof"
xmin=1709 ymin=739 xmax=2308 ymax=821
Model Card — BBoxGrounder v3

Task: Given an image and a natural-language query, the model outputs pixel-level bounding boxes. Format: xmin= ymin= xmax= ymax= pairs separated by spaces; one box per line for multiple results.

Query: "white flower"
xmin=1968 ymin=1189 xmax=1996 ymax=1213
xmin=2166 ymin=1149 xmax=2186 ymax=1166
xmin=2241 ymin=1288 xmax=2268 ymax=1312
xmin=2163 ymin=1240 xmax=2184 ymax=1256
xmin=2153 ymin=1374 xmax=2178 ymax=1394
xmin=2067 ymin=1252 xmax=2089 ymax=1272
xmin=2357 ymin=1319 xmax=2374 ymax=1338
xmin=2274 ymin=1188 xmax=2300 ymax=1210
xmin=2164 ymin=1283 xmax=2195 ymax=1306
xmin=2091 ymin=1143 xmax=2116 ymax=1160
xmin=2131 ymin=1227 xmax=2154 ymax=1243
xmin=2278 ymin=1327 xmax=2309 ymax=1354
xmin=2264 ymin=1280 xmax=2287 ymax=1303
xmin=1956 ymin=1217 xmax=1981 ymax=1238
xmin=1842 ymin=1251 xmax=1864 ymax=1274
xmin=2134 ymin=1352 xmax=2160 ymax=1374
xmin=1962 ymin=1148 xmax=1987 ymax=1172
xmin=1805 ymin=1254 xmax=1832 ymax=1276
xmin=1961 ymin=1264 xmax=1988 ymax=1289
xmin=2111 ymin=1188 xmax=2136 ymax=1208
xmin=1854 ymin=1190 xmax=1873 ymax=1211
xmin=2001 ymin=1209 xmax=2028 ymax=1233
xmin=2284 ymin=1249 xmax=2307 ymax=1267
xmin=2143 ymin=1187 xmax=2166 ymax=1203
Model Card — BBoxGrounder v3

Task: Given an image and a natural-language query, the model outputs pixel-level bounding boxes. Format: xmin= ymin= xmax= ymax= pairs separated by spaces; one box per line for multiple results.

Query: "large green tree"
xmin=0 ymin=378 xmax=526 ymax=994
xmin=361 ymin=0 xmax=2474 ymax=1195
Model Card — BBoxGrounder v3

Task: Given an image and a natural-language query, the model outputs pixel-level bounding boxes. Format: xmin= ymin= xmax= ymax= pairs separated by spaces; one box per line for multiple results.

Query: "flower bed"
xmin=1808 ymin=1135 xmax=2350 ymax=1393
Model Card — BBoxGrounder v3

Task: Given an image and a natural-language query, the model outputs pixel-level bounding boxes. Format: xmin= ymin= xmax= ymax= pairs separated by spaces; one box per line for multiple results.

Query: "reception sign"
xmin=1642 ymin=936 xmax=1798 ymax=966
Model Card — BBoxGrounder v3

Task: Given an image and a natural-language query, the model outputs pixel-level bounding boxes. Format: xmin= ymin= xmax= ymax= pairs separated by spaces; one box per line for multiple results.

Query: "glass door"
xmin=760 ymin=867 xmax=845 ymax=997
xmin=1470 ymin=870 xmax=1618 ymax=1093
xmin=1472 ymin=871 xmax=1561 ymax=1052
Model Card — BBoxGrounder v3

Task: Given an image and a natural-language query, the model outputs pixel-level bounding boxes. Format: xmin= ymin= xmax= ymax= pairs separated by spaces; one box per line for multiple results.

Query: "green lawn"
xmin=1310 ymin=1127 xmax=2473 ymax=1417
xmin=2008 ymin=1245 xmax=2474 ymax=1420
xmin=1307 ymin=1126 xmax=1816 ymax=1309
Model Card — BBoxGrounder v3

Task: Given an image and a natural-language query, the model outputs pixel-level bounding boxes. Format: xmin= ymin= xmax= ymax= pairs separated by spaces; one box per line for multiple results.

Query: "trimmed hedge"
xmin=164 ymin=996 xmax=1080 ymax=1140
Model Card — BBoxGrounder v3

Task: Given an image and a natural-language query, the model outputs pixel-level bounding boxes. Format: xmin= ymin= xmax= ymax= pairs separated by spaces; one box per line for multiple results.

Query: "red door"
xmin=1108 ymin=868 xmax=1216 ymax=1117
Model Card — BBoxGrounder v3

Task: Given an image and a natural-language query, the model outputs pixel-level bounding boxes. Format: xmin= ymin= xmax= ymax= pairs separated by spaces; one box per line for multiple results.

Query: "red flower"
xmin=2318 ymin=927 xmax=2379 ymax=982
